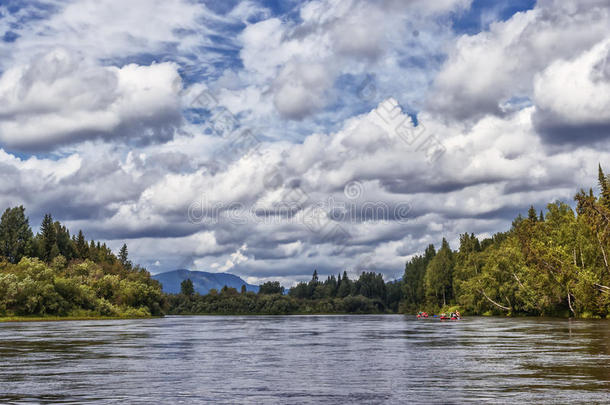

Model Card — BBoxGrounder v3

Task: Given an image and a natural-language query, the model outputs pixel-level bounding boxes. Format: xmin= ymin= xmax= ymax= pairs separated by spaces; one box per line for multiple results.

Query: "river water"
xmin=0 ymin=315 xmax=609 ymax=403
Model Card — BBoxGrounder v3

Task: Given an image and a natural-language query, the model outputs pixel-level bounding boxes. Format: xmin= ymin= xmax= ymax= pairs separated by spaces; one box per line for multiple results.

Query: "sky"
xmin=1 ymin=0 xmax=609 ymax=286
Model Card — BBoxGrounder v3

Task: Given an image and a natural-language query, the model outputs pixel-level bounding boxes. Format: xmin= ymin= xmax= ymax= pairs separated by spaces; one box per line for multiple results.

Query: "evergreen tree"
xmin=528 ymin=205 xmax=538 ymax=222
xmin=598 ymin=164 xmax=610 ymax=208
xmin=75 ymin=230 xmax=88 ymax=259
xmin=0 ymin=206 xmax=33 ymax=263
xmin=307 ymin=269 xmax=319 ymax=298
xmin=337 ymin=271 xmax=352 ymax=298
xmin=54 ymin=222 xmax=75 ymax=260
xmin=39 ymin=213 xmax=58 ymax=262
xmin=118 ymin=243 xmax=129 ymax=266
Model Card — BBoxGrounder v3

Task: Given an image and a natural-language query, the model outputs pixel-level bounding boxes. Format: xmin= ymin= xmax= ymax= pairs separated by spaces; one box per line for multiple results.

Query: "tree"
xmin=240 ymin=285 xmax=247 ymax=294
xmin=118 ymin=244 xmax=131 ymax=269
xmin=528 ymin=205 xmax=538 ymax=222
xmin=75 ymin=230 xmax=88 ymax=259
xmin=39 ymin=213 xmax=58 ymax=262
xmin=55 ymin=222 xmax=75 ymax=260
xmin=259 ymin=281 xmax=284 ymax=295
xmin=403 ymin=244 xmax=435 ymax=308
xmin=89 ymin=240 xmax=96 ymax=261
xmin=424 ymin=238 xmax=454 ymax=307
xmin=598 ymin=164 xmax=610 ymax=208
xmin=307 ymin=270 xmax=320 ymax=298
xmin=0 ymin=206 xmax=33 ymax=263
xmin=180 ymin=279 xmax=195 ymax=296
xmin=337 ymin=271 xmax=352 ymax=298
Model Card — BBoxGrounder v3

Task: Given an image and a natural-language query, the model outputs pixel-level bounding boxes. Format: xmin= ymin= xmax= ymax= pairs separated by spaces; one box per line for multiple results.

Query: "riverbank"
xmin=0 ymin=315 xmax=160 ymax=323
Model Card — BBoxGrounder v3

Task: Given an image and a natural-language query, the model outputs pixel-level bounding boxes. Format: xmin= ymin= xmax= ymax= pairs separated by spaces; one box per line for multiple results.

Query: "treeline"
xmin=0 ymin=207 xmax=164 ymax=318
xmin=168 ymin=166 xmax=610 ymax=318
xmin=167 ymin=271 xmax=404 ymax=315
xmin=403 ymin=165 xmax=610 ymax=318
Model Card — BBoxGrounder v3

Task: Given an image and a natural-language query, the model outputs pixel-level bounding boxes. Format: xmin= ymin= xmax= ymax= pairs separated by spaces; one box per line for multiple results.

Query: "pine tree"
xmin=118 ymin=243 xmax=129 ymax=265
xmin=76 ymin=230 xmax=88 ymax=258
xmin=337 ymin=271 xmax=351 ymax=297
xmin=539 ymin=210 xmax=545 ymax=222
xmin=54 ymin=222 xmax=75 ymax=260
xmin=528 ymin=205 xmax=538 ymax=222
xmin=40 ymin=213 xmax=58 ymax=262
xmin=598 ymin=164 xmax=610 ymax=208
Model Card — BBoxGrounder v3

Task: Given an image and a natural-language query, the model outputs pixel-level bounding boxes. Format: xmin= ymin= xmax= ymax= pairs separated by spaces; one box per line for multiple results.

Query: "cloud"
xmin=428 ymin=0 xmax=610 ymax=121
xmin=37 ymin=97 xmax=601 ymax=283
xmin=0 ymin=0 xmax=209 ymax=66
xmin=238 ymin=0 xmax=471 ymax=121
xmin=533 ymin=39 xmax=610 ymax=144
xmin=0 ymin=49 xmax=182 ymax=150
xmin=1 ymin=0 xmax=608 ymax=286
xmin=272 ymin=61 xmax=334 ymax=120
xmin=215 ymin=243 xmax=249 ymax=272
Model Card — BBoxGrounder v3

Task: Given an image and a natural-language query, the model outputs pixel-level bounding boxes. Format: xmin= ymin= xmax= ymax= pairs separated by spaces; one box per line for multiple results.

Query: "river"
xmin=1 ymin=315 xmax=609 ymax=403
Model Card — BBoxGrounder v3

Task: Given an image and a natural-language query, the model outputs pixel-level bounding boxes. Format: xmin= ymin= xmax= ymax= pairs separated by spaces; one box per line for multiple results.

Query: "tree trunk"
xmin=597 ymin=233 xmax=609 ymax=271
xmin=573 ymin=247 xmax=577 ymax=266
xmin=513 ymin=273 xmax=525 ymax=289
xmin=594 ymin=283 xmax=610 ymax=294
xmin=480 ymin=289 xmax=510 ymax=311
xmin=567 ymin=290 xmax=575 ymax=317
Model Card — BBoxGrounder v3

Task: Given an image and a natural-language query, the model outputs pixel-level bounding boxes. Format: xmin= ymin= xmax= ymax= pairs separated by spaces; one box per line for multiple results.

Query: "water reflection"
xmin=0 ymin=316 xmax=609 ymax=403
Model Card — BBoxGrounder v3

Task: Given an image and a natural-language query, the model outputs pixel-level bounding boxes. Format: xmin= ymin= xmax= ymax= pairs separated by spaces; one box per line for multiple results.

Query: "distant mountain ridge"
xmin=152 ymin=269 xmax=259 ymax=294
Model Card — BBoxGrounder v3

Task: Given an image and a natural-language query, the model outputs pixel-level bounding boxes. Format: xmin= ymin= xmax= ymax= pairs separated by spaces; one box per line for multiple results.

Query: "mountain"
xmin=152 ymin=269 xmax=259 ymax=295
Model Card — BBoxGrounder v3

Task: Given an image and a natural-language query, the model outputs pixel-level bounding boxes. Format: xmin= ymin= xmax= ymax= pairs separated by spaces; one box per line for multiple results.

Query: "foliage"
xmin=402 ymin=166 xmax=610 ymax=318
xmin=0 ymin=206 xmax=33 ymax=264
xmin=167 ymin=269 xmax=400 ymax=315
xmin=258 ymin=281 xmax=284 ymax=295
xmin=180 ymin=278 xmax=195 ymax=296
xmin=0 ymin=208 xmax=165 ymax=318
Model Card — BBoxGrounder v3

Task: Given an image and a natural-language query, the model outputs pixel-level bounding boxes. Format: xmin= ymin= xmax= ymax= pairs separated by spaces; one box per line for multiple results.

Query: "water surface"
xmin=1 ymin=315 xmax=609 ymax=403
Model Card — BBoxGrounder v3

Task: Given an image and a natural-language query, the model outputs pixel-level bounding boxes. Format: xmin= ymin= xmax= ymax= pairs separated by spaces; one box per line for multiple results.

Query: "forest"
xmin=167 ymin=271 xmax=403 ymax=315
xmin=168 ymin=166 xmax=610 ymax=318
xmin=0 ymin=208 xmax=165 ymax=318
xmin=399 ymin=165 xmax=610 ymax=318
